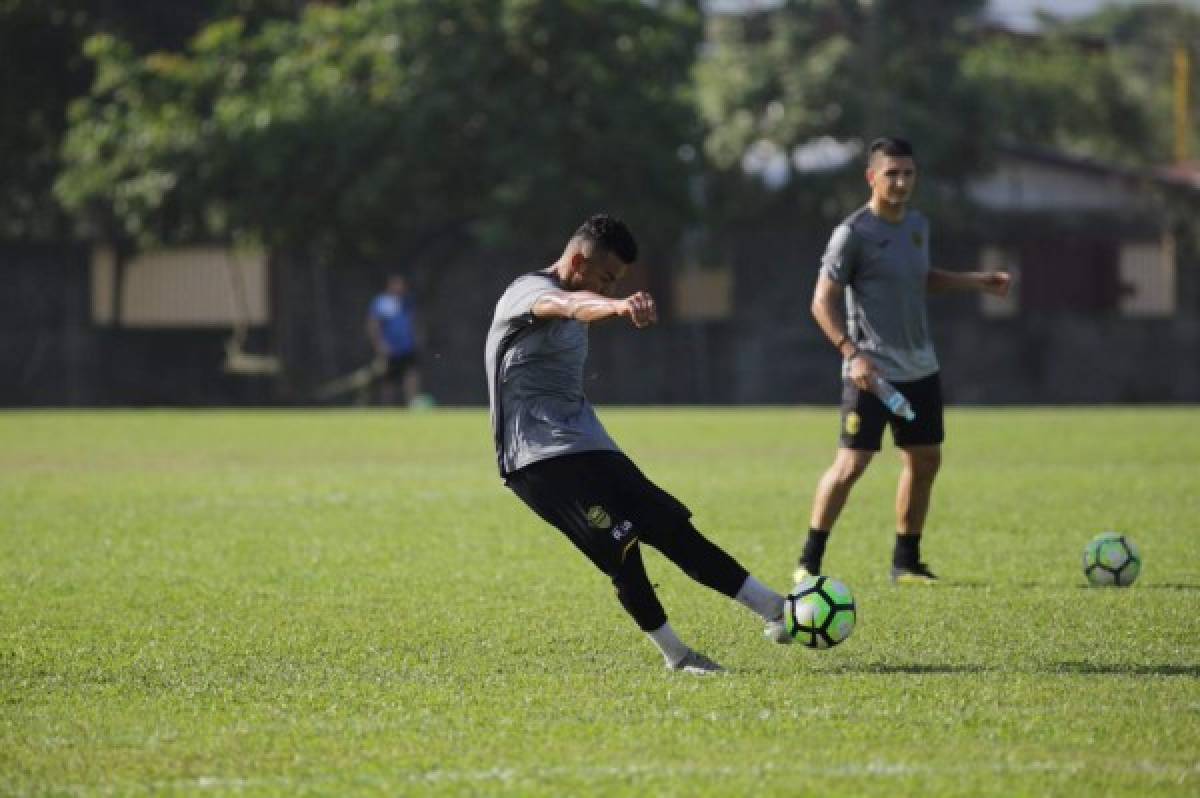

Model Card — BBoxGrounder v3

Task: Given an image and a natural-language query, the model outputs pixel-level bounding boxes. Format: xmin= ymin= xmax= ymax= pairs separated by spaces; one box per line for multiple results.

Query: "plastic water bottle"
xmin=870 ymin=375 xmax=916 ymax=421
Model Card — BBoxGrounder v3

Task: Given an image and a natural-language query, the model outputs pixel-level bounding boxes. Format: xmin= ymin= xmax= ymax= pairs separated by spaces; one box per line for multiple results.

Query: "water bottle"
xmin=870 ymin=375 xmax=916 ymax=421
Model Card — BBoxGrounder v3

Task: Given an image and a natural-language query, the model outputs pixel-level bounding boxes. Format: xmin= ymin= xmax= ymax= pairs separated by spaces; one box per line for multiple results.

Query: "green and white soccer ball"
xmin=785 ymin=575 xmax=856 ymax=649
xmin=1082 ymin=532 xmax=1141 ymax=587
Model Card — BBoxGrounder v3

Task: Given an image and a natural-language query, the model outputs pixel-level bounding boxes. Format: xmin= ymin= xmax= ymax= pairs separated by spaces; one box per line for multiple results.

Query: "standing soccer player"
xmin=794 ymin=137 xmax=1011 ymax=585
xmin=486 ymin=214 xmax=791 ymax=674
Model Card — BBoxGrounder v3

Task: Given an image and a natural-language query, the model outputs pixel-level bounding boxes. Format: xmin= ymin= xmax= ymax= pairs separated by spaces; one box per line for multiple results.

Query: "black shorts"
xmin=384 ymin=353 xmax=418 ymax=380
xmin=839 ymin=372 xmax=945 ymax=451
xmin=506 ymin=451 xmax=691 ymax=576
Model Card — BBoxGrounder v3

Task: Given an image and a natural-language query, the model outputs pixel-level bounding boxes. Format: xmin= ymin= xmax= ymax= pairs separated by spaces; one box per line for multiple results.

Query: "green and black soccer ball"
xmin=1082 ymin=532 xmax=1141 ymax=587
xmin=785 ymin=575 xmax=856 ymax=649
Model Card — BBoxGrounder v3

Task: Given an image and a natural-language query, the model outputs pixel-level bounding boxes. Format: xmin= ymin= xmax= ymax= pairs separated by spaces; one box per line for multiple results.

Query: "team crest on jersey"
xmin=585 ymin=505 xmax=612 ymax=530
xmin=845 ymin=411 xmax=861 ymax=436
xmin=611 ymin=520 xmax=634 ymax=542
xmin=911 ymin=230 xmax=924 ymax=248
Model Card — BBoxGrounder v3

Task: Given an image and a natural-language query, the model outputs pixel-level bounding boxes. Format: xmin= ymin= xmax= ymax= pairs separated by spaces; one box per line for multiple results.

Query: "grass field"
xmin=1 ymin=408 xmax=1198 ymax=796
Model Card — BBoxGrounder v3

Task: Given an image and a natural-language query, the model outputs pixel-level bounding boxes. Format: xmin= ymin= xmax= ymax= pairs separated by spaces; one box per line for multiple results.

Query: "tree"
xmin=0 ymin=0 xmax=306 ymax=241
xmin=1068 ymin=3 xmax=1200 ymax=165
xmin=961 ymin=30 xmax=1152 ymax=165
xmin=55 ymin=0 xmax=704 ymax=265
xmin=0 ymin=1 xmax=91 ymax=239
xmin=694 ymin=0 xmax=989 ymax=225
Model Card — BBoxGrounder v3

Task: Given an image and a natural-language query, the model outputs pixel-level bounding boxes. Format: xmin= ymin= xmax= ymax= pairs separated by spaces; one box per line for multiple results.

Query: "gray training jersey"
xmin=821 ymin=205 xmax=939 ymax=382
xmin=485 ymin=271 xmax=620 ymax=477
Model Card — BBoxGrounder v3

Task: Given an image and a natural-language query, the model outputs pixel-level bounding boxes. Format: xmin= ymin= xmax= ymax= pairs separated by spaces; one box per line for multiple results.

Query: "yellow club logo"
xmin=911 ymin=230 xmax=924 ymax=248
xmin=585 ymin=505 xmax=612 ymax=529
xmin=845 ymin=411 xmax=861 ymax=436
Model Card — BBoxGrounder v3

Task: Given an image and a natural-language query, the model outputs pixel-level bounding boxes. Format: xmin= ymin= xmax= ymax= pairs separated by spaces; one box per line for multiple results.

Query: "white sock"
xmin=735 ymin=575 xmax=786 ymax=622
xmin=646 ymin=621 xmax=691 ymax=666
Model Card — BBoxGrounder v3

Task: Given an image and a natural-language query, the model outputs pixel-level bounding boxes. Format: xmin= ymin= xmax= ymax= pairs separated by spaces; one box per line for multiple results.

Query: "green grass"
xmin=1 ymin=408 xmax=1198 ymax=796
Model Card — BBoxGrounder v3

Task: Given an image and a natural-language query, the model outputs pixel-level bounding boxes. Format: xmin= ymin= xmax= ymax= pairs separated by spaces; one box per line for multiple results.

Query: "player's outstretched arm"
xmin=533 ymin=290 xmax=658 ymax=328
xmin=927 ymin=269 xmax=1012 ymax=296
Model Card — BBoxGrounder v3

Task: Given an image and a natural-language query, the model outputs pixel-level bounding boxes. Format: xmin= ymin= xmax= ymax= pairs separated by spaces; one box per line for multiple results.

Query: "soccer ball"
xmin=1082 ymin=532 xmax=1141 ymax=587
xmin=785 ymin=575 xmax=856 ymax=649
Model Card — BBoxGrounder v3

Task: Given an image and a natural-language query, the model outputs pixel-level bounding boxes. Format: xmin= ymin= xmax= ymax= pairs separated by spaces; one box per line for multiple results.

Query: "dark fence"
xmin=2 ymin=223 xmax=1197 ymax=406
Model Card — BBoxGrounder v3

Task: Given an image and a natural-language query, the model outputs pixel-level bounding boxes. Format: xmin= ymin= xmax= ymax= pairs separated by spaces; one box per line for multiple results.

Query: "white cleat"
xmin=668 ymin=650 xmax=725 ymax=675
xmin=764 ymin=615 xmax=793 ymax=645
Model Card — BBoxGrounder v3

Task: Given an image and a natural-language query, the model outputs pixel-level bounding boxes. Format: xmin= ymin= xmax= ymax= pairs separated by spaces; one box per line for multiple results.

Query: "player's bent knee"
xmin=832 ymin=453 xmax=873 ymax=485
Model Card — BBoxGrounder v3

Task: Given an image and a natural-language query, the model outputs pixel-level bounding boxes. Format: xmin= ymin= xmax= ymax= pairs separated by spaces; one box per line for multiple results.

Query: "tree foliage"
xmin=55 ymin=0 xmax=704 ymax=264
xmin=1068 ymin=3 xmax=1200 ymax=164
xmin=962 ymin=33 xmax=1151 ymax=164
xmin=0 ymin=0 xmax=303 ymax=240
xmin=13 ymin=0 xmax=1199 ymax=254
xmin=693 ymin=1 xmax=1200 ymax=227
xmin=695 ymin=0 xmax=988 ymax=224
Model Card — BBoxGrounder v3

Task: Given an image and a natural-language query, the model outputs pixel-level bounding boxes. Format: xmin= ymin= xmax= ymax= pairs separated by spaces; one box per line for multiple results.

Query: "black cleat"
xmin=890 ymin=562 xmax=939 ymax=585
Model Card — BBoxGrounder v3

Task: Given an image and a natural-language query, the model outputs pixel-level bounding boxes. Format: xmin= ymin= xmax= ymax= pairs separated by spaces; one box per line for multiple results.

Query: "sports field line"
xmin=44 ymin=757 xmax=1200 ymax=795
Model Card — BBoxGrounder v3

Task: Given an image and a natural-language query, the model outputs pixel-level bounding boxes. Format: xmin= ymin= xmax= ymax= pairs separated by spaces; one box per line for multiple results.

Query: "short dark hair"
xmin=868 ymin=137 xmax=914 ymax=161
xmin=573 ymin=214 xmax=638 ymax=264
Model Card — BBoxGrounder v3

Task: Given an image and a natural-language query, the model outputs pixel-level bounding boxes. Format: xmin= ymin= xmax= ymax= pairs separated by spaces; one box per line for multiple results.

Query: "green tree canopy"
xmin=1067 ymin=3 xmax=1200 ymax=164
xmin=961 ymin=31 xmax=1151 ymax=165
xmin=695 ymin=0 xmax=988 ymax=223
xmin=55 ymin=0 xmax=704 ymax=264
xmin=693 ymin=1 xmax=1199 ymax=227
xmin=0 ymin=0 xmax=305 ymax=240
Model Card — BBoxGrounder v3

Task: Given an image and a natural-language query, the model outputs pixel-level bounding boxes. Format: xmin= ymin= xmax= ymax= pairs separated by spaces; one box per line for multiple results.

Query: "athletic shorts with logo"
xmin=840 ymin=371 xmax=945 ymax=451
xmin=506 ymin=451 xmax=691 ymax=576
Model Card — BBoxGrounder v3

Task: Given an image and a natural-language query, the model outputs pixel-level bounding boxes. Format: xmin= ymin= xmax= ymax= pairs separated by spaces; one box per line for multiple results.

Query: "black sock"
xmin=893 ymin=534 xmax=921 ymax=568
xmin=800 ymin=528 xmax=830 ymax=571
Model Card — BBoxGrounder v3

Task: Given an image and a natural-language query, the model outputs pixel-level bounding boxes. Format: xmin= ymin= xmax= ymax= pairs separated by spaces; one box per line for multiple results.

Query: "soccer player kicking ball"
xmin=795 ymin=137 xmax=1012 ymax=586
xmin=486 ymin=214 xmax=791 ymax=674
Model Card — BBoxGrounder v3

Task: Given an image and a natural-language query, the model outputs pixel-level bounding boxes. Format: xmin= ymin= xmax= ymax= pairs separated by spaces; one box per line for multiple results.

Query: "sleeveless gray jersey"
xmin=821 ymin=205 xmax=939 ymax=382
xmin=485 ymin=271 xmax=620 ymax=477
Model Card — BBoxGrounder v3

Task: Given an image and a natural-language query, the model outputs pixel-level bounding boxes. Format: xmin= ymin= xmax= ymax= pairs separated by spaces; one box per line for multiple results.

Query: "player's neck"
xmin=868 ymin=197 xmax=907 ymax=224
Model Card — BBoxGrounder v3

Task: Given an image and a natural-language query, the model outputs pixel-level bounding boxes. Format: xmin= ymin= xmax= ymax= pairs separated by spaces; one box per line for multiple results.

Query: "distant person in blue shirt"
xmin=367 ymin=274 xmax=421 ymax=406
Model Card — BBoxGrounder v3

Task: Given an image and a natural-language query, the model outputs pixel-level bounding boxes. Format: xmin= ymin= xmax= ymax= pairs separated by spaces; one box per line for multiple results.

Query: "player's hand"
xmin=981 ymin=271 xmax=1012 ymax=297
xmin=848 ymin=351 xmax=879 ymax=392
xmin=621 ymin=291 xmax=658 ymax=329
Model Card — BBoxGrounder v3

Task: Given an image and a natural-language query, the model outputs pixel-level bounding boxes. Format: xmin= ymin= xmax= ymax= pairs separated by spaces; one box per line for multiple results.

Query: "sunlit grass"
xmin=1 ymin=408 xmax=1197 ymax=796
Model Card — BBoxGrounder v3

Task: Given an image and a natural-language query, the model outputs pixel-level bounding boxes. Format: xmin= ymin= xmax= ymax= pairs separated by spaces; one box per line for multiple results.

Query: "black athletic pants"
xmin=506 ymin=452 xmax=748 ymax=632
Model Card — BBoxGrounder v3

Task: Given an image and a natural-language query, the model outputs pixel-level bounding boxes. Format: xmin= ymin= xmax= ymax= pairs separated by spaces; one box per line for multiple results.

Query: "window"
xmin=1118 ymin=236 xmax=1176 ymax=318
xmin=673 ymin=267 xmax=733 ymax=321
xmin=92 ymin=246 xmax=269 ymax=327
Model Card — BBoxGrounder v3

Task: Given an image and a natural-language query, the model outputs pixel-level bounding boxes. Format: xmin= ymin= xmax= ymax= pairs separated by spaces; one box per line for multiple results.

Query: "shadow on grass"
xmin=1018 ymin=582 xmax=1177 ymax=590
xmin=920 ymin=581 xmax=1081 ymax=590
xmin=1050 ymin=661 xmax=1200 ymax=677
xmin=937 ymin=582 xmax=1200 ymax=591
xmin=835 ymin=663 xmax=991 ymax=675
xmin=1072 ymin=583 xmax=1200 ymax=591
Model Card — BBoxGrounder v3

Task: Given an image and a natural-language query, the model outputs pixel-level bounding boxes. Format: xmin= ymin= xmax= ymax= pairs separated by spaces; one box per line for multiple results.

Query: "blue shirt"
xmin=370 ymin=294 xmax=416 ymax=356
